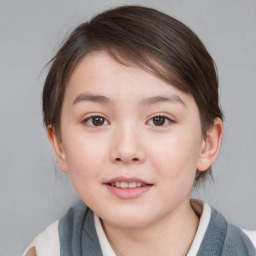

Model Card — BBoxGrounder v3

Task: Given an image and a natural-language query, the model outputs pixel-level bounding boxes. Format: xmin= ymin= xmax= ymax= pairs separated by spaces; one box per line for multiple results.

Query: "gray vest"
xmin=59 ymin=201 xmax=256 ymax=255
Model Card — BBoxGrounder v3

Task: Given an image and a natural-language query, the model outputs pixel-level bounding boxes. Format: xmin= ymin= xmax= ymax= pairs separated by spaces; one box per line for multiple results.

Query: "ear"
xmin=47 ymin=126 xmax=69 ymax=173
xmin=197 ymin=118 xmax=223 ymax=171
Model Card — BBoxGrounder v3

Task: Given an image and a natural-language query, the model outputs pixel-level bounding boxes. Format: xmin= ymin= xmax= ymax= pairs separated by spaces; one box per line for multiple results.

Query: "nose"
xmin=110 ymin=124 xmax=146 ymax=165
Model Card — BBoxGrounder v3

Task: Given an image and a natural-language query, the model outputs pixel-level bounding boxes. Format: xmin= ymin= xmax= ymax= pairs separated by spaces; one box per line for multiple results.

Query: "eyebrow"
xmin=72 ymin=93 xmax=186 ymax=107
xmin=140 ymin=95 xmax=186 ymax=107
xmin=73 ymin=93 xmax=111 ymax=105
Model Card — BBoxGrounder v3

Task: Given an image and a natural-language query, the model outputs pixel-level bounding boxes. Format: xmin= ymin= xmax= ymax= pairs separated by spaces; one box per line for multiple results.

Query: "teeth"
xmin=111 ymin=181 xmax=144 ymax=188
xmin=120 ymin=182 xmax=128 ymax=188
xmin=129 ymin=182 xmax=136 ymax=188
xmin=136 ymin=182 xmax=142 ymax=187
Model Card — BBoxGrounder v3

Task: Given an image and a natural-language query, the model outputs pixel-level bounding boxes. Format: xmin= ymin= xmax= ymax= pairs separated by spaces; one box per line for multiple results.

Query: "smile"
xmin=105 ymin=177 xmax=153 ymax=199
xmin=110 ymin=181 xmax=145 ymax=188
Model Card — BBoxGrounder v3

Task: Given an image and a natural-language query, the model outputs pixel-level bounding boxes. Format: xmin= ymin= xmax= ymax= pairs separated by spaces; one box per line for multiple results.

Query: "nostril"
xmin=114 ymin=157 xmax=140 ymax=162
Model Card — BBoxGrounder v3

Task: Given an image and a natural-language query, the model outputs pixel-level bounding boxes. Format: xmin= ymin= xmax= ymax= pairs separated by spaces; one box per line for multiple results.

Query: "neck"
xmin=102 ymin=198 xmax=199 ymax=256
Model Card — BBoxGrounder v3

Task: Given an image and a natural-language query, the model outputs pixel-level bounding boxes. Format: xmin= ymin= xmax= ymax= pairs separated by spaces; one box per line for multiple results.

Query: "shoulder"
xmin=22 ymin=220 xmax=60 ymax=256
xmin=221 ymin=223 xmax=256 ymax=254
xmin=22 ymin=201 xmax=95 ymax=256
xmin=242 ymin=229 xmax=256 ymax=248
xmin=58 ymin=201 xmax=102 ymax=255
xmin=210 ymin=206 xmax=256 ymax=254
xmin=194 ymin=200 xmax=256 ymax=255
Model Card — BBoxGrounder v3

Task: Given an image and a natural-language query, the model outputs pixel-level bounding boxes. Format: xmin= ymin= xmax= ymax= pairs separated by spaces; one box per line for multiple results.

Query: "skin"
xmin=48 ymin=51 xmax=223 ymax=256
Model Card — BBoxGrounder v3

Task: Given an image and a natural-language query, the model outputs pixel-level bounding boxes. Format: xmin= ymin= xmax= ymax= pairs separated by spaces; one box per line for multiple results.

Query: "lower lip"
xmin=105 ymin=184 xmax=152 ymax=199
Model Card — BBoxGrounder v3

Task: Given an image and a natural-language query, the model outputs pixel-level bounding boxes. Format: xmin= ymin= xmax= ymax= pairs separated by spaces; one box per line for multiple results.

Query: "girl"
xmin=23 ymin=5 xmax=256 ymax=256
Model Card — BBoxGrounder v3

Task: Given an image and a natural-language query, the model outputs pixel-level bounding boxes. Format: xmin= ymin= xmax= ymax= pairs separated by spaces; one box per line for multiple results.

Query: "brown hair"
xmin=42 ymin=5 xmax=223 ymax=184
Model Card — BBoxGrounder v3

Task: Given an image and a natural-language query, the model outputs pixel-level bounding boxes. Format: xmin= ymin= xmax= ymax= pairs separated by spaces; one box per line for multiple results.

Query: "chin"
xmin=101 ymin=210 xmax=156 ymax=230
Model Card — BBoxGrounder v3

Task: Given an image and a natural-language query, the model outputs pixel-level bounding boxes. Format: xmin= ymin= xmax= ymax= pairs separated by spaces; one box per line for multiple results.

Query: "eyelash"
xmin=82 ymin=114 xmax=173 ymax=127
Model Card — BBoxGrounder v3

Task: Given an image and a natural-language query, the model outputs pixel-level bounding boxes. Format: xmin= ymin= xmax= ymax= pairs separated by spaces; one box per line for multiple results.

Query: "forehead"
xmin=68 ymin=51 xmax=157 ymax=88
xmin=63 ymin=51 xmax=197 ymax=110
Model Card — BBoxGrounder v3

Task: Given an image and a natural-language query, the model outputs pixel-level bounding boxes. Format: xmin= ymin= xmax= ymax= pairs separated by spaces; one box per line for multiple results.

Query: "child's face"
xmin=52 ymin=51 xmax=208 ymax=229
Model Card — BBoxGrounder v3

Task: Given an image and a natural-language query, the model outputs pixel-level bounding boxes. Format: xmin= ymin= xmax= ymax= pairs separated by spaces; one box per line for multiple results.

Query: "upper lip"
xmin=105 ymin=176 xmax=152 ymax=185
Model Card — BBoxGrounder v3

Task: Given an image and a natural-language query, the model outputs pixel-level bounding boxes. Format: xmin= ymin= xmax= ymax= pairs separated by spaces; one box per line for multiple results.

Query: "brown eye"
xmin=153 ymin=116 xmax=166 ymax=126
xmin=83 ymin=115 xmax=109 ymax=127
xmin=147 ymin=115 xmax=173 ymax=127
xmin=92 ymin=116 xmax=105 ymax=126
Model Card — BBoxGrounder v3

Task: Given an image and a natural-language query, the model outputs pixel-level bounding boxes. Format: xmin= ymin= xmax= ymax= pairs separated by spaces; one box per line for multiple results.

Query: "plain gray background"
xmin=0 ymin=0 xmax=255 ymax=255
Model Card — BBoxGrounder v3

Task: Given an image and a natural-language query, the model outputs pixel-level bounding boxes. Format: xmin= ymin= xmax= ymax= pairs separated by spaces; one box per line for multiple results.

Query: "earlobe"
xmin=47 ymin=126 xmax=69 ymax=173
xmin=197 ymin=118 xmax=223 ymax=171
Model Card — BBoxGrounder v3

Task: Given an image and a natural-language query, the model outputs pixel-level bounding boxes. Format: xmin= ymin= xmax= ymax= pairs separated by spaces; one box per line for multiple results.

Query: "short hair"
xmin=42 ymin=5 xmax=223 ymax=185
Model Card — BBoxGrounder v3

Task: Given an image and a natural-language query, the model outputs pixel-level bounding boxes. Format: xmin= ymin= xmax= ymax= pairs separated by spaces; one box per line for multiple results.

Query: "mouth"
xmin=105 ymin=176 xmax=152 ymax=188
xmin=108 ymin=181 xmax=148 ymax=188
xmin=104 ymin=177 xmax=153 ymax=199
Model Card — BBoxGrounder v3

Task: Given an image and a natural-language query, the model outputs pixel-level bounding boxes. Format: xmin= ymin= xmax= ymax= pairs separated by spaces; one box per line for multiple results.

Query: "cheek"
xmin=63 ymin=136 xmax=109 ymax=206
xmin=150 ymin=132 xmax=200 ymax=182
xmin=63 ymin=135 xmax=108 ymax=182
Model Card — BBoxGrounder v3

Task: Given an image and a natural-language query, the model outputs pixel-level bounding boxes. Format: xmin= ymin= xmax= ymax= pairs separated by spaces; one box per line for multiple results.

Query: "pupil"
xmin=153 ymin=116 xmax=165 ymax=126
xmin=93 ymin=116 xmax=104 ymax=126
